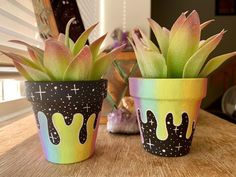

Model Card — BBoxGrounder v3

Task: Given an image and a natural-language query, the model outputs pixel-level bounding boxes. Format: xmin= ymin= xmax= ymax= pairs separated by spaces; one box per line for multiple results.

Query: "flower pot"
xmin=25 ymin=79 xmax=107 ymax=164
xmin=129 ymin=78 xmax=207 ymax=157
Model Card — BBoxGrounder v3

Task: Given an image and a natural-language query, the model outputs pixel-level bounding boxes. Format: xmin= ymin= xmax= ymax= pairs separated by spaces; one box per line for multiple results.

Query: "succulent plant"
xmin=1 ymin=18 xmax=124 ymax=81
xmin=130 ymin=10 xmax=236 ymax=78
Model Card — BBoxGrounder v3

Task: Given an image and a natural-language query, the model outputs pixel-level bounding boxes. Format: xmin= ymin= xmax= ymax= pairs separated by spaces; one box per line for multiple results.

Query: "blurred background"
xmin=0 ymin=0 xmax=236 ymax=123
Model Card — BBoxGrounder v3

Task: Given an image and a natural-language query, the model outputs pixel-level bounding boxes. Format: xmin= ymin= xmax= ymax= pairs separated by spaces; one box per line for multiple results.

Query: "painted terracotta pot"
xmin=129 ymin=78 xmax=207 ymax=157
xmin=25 ymin=80 xmax=107 ymax=164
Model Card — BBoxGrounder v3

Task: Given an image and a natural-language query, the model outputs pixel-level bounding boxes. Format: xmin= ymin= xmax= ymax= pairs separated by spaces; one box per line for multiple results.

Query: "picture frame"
xmin=215 ymin=0 xmax=236 ymax=16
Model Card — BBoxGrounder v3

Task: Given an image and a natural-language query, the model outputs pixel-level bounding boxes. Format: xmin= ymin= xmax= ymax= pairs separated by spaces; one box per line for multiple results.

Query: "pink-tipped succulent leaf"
xmin=130 ymin=31 xmax=167 ymax=78
xmin=148 ymin=18 xmax=169 ymax=58
xmin=63 ymin=45 xmax=93 ymax=81
xmin=131 ymin=10 xmax=235 ymax=78
xmin=169 ymin=12 xmax=187 ymax=40
xmin=91 ymin=44 xmax=125 ymax=80
xmin=167 ymin=10 xmax=201 ymax=77
xmin=200 ymin=19 xmax=215 ymax=30
xmin=90 ymin=33 xmax=107 ymax=60
xmin=1 ymin=19 xmax=122 ymax=81
xmin=9 ymin=40 xmax=44 ymax=65
xmin=183 ymin=30 xmax=225 ymax=78
xmin=199 ymin=52 xmax=236 ymax=77
xmin=43 ymin=39 xmax=72 ymax=80
xmin=72 ymin=22 xmax=98 ymax=56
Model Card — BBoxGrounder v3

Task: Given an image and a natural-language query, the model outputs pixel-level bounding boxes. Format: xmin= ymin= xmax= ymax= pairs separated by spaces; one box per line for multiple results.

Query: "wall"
xmin=100 ymin=0 xmax=151 ymax=46
xmin=77 ymin=0 xmax=151 ymax=46
xmin=151 ymin=0 xmax=236 ymax=55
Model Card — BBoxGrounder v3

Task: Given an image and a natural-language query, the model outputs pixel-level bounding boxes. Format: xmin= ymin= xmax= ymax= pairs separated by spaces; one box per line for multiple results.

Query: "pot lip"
xmin=129 ymin=77 xmax=207 ymax=81
xmin=129 ymin=77 xmax=207 ymax=100
xmin=25 ymin=79 xmax=107 ymax=84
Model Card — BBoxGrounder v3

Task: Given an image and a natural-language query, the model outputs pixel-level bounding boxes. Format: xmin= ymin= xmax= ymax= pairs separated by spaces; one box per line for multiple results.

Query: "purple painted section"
xmin=129 ymin=78 xmax=140 ymax=98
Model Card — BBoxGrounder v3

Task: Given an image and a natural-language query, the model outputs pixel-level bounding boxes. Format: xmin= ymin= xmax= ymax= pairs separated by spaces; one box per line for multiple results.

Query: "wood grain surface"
xmin=0 ymin=111 xmax=236 ymax=177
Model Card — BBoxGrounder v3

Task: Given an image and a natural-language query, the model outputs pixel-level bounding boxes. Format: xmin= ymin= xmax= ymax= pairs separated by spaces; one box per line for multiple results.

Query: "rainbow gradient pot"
xmin=129 ymin=78 xmax=207 ymax=157
xmin=25 ymin=80 xmax=107 ymax=164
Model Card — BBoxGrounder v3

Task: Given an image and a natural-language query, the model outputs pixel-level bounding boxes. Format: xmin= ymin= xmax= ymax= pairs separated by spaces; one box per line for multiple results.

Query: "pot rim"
xmin=25 ymin=79 xmax=107 ymax=84
xmin=25 ymin=79 xmax=108 ymax=102
xmin=129 ymin=77 xmax=207 ymax=100
xmin=129 ymin=77 xmax=207 ymax=81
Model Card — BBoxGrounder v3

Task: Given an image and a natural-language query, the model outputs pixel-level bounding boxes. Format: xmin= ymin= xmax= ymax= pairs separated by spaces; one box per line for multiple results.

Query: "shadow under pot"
xmin=25 ymin=80 xmax=107 ymax=164
xmin=129 ymin=78 xmax=207 ymax=157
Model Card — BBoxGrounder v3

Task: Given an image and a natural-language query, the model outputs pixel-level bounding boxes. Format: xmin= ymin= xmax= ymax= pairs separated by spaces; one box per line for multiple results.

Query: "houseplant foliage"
xmin=2 ymin=18 xmax=123 ymax=81
xmin=1 ymin=18 xmax=123 ymax=164
xmin=130 ymin=10 xmax=236 ymax=78
xmin=129 ymin=10 xmax=236 ymax=157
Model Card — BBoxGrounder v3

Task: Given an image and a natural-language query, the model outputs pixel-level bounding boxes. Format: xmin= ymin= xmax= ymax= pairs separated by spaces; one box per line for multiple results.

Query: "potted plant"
xmin=1 ymin=18 xmax=123 ymax=164
xmin=129 ymin=10 xmax=236 ymax=157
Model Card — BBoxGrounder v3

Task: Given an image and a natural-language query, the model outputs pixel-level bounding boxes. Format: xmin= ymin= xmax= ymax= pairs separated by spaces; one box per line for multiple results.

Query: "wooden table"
xmin=0 ymin=111 xmax=236 ymax=177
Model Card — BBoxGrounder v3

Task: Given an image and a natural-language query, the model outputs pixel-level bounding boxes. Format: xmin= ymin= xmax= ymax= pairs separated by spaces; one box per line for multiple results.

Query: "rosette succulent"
xmin=130 ymin=10 xmax=236 ymax=78
xmin=1 ymin=18 xmax=123 ymax=81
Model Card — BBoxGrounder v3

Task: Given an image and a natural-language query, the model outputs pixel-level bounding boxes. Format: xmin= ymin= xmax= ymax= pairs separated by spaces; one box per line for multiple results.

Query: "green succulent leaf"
xmin=58 ymin=33 xmax=74 ymax=50
xmin=65 ymin=18 xmax=76 ymax=49
xmin=183 ymin=30 xmax=225 ymax=78
xmin=198 ymin=32 xmax=222 ymax=49
xmin=91 ymin=44 xmax=125 ymax=80
xmin=140 ymin=50 xmax=167 ymax=78
xmin=24 ymin=65 xmax=51 ymax=81
xmin=139 ymin=29 xmax=160 ymax=52
xmin=44 ymin=39 xmax=72 ymax=80
xmin=90 ymin=33 xmax=107 ymax=60
xmin=162 ymin=27 xmax=170 ymax=38
xmin=14 ymin=61 xmax=50 ymax=81
xmin=130 ymin=33 xmax=167 ymax=78
xmin=63 ymin=45 xmax=93 ymax=81
xmin=199 ymin=40 xmax=206 ymax=48
xmin=167 ymin=10 xmax=200 ymax=77
xmin=0 ymin=51 xmax=43 ymax=71
xmin=4 ymin=11 xmax=234 ymax=81
xmin=199 ymin=52 xmax=236 ymax=77
xmin=72 ymin=23 xmax=98 ymax=56
xmin=148 ymin=18 xmax=169 ymax=58
xmin=57 ymin=33 xmax=65 ymax=43
xmin=12 ymin=61 xmax=33 ymax=81
xmin=169 ymin=12 xmax=187 ymax=40
xmin=200 ymin=19 xmax=215 ymax=30
xmin=1 ymin=20 xmax=125 ymax=81
xmin=9 ymin=40 xmax=44 ymax=66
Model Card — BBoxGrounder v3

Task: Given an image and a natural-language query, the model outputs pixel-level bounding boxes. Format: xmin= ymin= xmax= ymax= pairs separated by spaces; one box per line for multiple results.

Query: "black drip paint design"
xmin=27 ymin=81 xmax=107 ymax=145
xmin=138 ymin=110 xmax=195 ymax=157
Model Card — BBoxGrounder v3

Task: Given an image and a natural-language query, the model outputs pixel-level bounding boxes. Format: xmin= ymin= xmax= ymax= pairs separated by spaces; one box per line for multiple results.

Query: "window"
xmin=0 ymin=0 xmax=41 ymax=120
xmin=0 ymin=79 xmax=25 ymax=102
xmin=0 ymin=0 xmax=42 ymax=101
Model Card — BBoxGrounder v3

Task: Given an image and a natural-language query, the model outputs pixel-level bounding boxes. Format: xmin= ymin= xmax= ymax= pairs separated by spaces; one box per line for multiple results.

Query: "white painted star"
xmin=66 ymin=94 xmax=72 ymax=100
xmin=174 ymin=126 xmax=179 ymax=134
xmin=175 ymin=143 xmax=182 ymax=151
xmin=71 ymin=84 xmax=79 ymax=94
xmin=149 ymin=119 xmax=154 ymax=126
xmin=35 ymin=85 xmax=46 ymax=100
xmin=30 ymin=92 xmax=35 ymax=101
xmin=146 ymin=138 xmax=154 ymax=149
xmin=83 ymin=103 xmax=91 ymax=112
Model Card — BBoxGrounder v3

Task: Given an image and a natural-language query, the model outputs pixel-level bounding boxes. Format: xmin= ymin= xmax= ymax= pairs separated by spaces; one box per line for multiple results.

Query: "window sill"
xmin=0 ymin=98 xmax=32 ymax=122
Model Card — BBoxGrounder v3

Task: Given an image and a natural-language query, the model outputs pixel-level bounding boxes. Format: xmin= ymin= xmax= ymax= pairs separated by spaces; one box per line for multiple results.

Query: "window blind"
xmin=0 ymin=0 xmax=43 ymax=66
xmin=76 ymin=0 xmax=100 ymax=43
xmin=76 ymin=0 xmax=151 ymax=46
